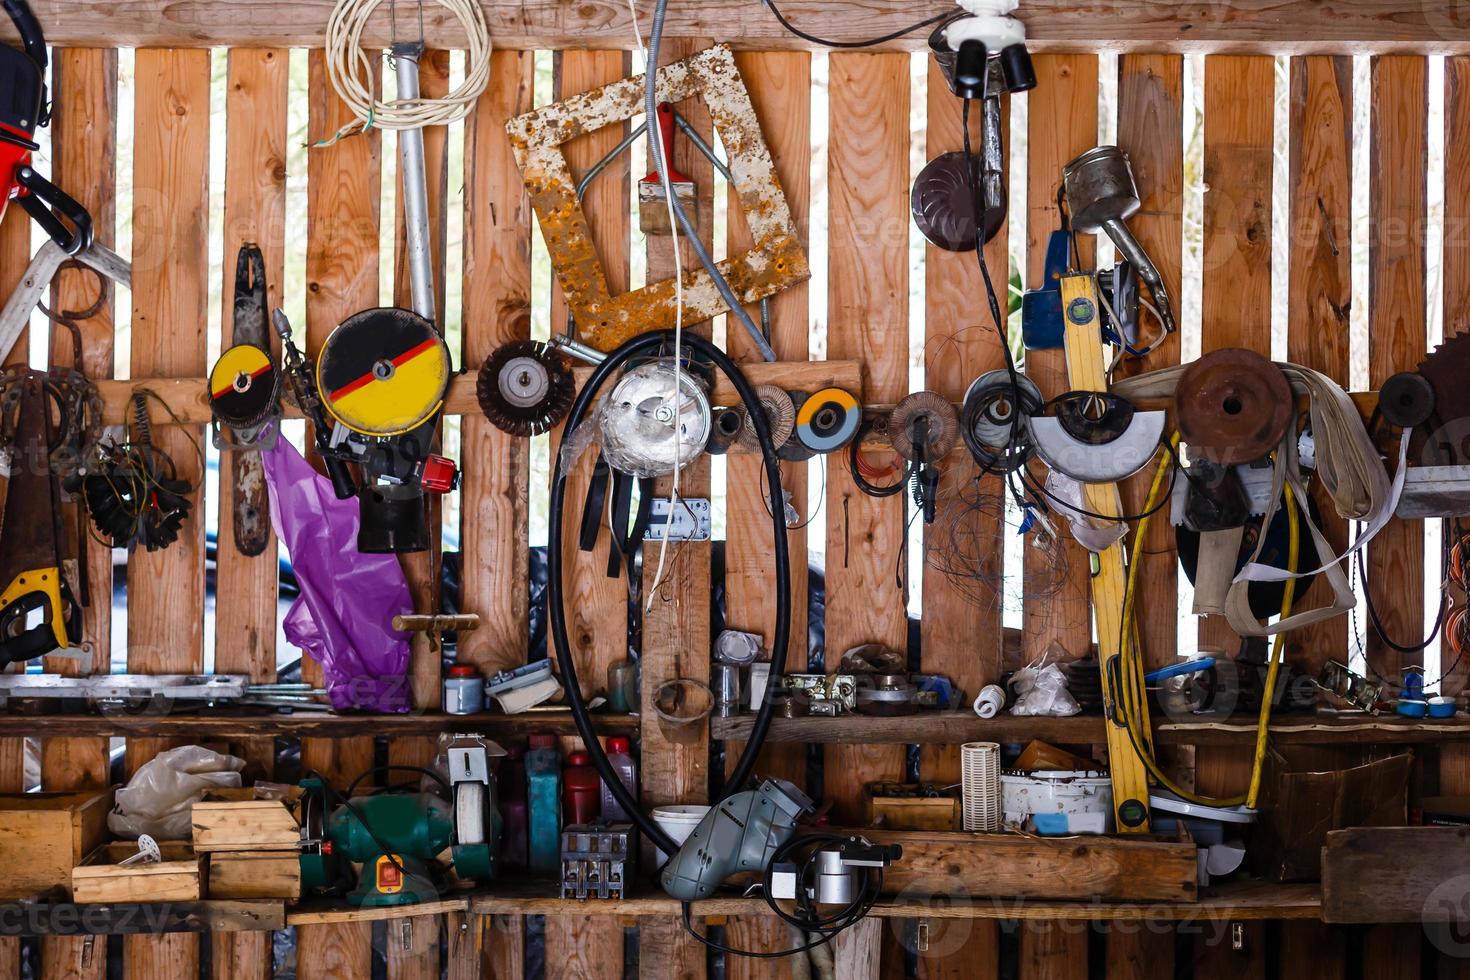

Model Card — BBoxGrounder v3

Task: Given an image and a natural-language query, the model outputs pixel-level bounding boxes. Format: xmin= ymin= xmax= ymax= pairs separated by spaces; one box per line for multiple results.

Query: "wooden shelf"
xmin=0 ymin=899 xmax=283 ymax=936
xmin=466 ymin=878 xmax=1321 ymax=923
xmin=710 ymin=711 xmax=1470 ymax=746
xmin=0 ymin=710 xmax=640 ymax=740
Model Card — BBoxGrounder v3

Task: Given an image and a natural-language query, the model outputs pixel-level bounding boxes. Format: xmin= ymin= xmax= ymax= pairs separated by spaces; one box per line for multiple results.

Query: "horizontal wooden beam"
xmin=0 ymin=900 xmax=283 ymax=935
xmin=6 ymin=1 xmax=1468 ymax=53
xmin=0 ymin=709 xmax=639 ymax=739
xmin=710 ymin=711 xmax=1470 ymax=746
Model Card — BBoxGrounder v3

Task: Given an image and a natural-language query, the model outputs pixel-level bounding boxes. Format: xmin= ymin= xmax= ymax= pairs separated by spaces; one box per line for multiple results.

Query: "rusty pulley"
xmin=1175 ymin=348 xmax=1293 ymax=464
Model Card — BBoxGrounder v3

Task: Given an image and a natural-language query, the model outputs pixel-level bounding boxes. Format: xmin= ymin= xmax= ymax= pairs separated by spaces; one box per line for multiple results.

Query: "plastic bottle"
xmin=496 ymin=744 xmax=528 ymax=872
xmin=563 ymin=751 xmax=601 ymax=826
xmin=600 ymin=736 xmax=638 ymax=823
xmin=525 ymin=735 xmax=561 ymax=874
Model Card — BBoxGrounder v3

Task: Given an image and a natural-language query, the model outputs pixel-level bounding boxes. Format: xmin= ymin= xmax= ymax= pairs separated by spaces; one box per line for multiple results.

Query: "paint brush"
xmin=638 ymin=102 xmax=697 ymax=237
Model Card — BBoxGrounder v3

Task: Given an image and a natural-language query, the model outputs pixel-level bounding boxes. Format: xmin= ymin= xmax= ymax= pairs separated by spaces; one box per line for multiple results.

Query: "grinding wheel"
xmin=1175 ymin=348 xmax=1292 ymax=465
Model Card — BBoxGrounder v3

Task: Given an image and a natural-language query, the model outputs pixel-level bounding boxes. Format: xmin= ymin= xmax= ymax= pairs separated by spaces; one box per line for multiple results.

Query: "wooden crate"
xmin=191 ymin=791 xmax=301 ymax=853
xmin=0 ymin=789 xmax=112 ymax=899
xmin=208 ymin=851 xmax=301 ymax=900
xmin=72 ymin=841 xmax=202 ymax=904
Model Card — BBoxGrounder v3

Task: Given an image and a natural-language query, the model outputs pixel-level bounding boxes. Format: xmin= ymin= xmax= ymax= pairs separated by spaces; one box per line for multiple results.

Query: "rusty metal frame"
xmin=505 ymin=44 xmax=809 ymax=351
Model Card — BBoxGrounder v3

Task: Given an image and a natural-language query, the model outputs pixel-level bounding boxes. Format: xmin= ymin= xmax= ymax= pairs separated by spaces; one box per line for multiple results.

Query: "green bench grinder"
xmin=299 ymin=737 xmax=502 ymax=906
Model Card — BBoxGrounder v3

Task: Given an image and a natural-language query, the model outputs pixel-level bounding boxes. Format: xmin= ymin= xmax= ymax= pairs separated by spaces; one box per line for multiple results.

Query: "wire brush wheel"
xmin=477 ymin=341 xmax=576 ymax=437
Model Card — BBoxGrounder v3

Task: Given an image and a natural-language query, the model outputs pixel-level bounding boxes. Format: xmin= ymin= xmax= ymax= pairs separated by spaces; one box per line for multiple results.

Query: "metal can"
xmin=444 ymin=664 xmax=484 ymax=715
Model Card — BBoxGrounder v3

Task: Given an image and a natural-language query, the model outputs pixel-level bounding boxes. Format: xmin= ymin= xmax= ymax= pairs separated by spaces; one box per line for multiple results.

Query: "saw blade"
xmin=888 ymin=391 xmax=959 ymax=462
xmin=476 ymin=340 xmax=575 ymax=437
xmin=1412 ymin=332 xmax=1470 ymax=465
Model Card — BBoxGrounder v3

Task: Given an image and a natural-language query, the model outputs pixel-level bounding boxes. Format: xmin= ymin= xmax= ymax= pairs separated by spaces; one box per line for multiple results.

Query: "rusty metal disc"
xmin=1412 ymin=332 xmax=1470 ymax=465
xmin=1175 ymin=348 xmax=1292 ymax=464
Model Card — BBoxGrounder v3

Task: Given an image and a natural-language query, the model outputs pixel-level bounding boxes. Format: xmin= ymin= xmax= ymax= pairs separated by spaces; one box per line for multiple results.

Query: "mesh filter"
xmin=961 ymin=741 xmax=1001 ymax=832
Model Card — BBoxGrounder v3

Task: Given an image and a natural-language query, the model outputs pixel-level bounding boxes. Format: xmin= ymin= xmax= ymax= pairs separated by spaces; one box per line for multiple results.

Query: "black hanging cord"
xmin=759 ymin=0 xmax=956 ymax=48
xmin=548 ymin=330 xmax=791 ymax=859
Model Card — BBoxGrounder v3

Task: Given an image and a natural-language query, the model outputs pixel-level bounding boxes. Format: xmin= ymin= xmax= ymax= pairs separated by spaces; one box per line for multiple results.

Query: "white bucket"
xmin=1001 ymin=770 xmax=1113 ymax=835
xmin=652 ymin=804 xmax=711 ymax=863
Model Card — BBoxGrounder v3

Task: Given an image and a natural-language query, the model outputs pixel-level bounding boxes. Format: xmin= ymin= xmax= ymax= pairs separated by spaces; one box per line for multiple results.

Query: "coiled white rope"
xmin=316 ymin=0 xmax=492 ymax=145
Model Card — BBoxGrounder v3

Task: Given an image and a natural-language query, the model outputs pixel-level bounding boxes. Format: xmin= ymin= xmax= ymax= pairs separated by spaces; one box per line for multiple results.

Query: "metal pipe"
xmin=392 ymin=42 xmax=435 ymax=323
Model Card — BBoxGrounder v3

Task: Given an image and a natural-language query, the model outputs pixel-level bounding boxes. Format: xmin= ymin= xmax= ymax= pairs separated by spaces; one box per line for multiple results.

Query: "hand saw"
xmin=0 ymin=371 xmax=79 ymax=666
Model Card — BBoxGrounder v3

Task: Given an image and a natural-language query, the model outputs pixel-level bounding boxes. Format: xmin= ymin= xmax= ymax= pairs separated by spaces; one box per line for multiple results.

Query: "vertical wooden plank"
xmin=121 ymin=46 xmax=211 ymax=980
xmin=1440 ymin=58 xmax=1470 ymax=808
xmin=212 ymin=931 xmax=272 ymax=980
xmin=638 ymin=33 xmax=713 ymax=978
xmin=482 ymin=915 xmax=525 ymax=980
xmin=546 ymin=46 xmax=633 ymax=977
xmin=1285 ymin=55 xmax=1352 ymax=678
xmin=823 ymin=50 xmax=911 ymax=821
xmin=458 ymin=49 xmax=533 ymax=679
xmin=1105 ymin=927 xmax=1173 ymax=980
xmin=915 ymin=57 xmax=1003 ymax=980
xmin=550 ymin=49 xmax=630 ymax=706
xmin=35 ymin=42 xmax=116 ymax=980
xmin=1021 ymin=53 xmax=1097 ymax=671
xmin=445 ymin=912 xmax=486 ymax=980
xmin=546 ymin=917 xmax=623 ymax=980
xmin=387 ymin=915 xmax=443 ymax=979
xmin=1281 ymin=54 xmax=1354 ymax=980
xmin=723 ymin=48 xmax=811 ymax=969
xmin=833 ymin=917 xmax=882 ymax=980
xmin=215 ymin=45 xmax=288 ymax=796
xmin=1194 ymin=52 xmax=1276 ymax=980
xmin=1280 ymin=921 xmax=1346 ymax=978
xmin=1363 ymin=52 xmax=1430 ymax=980
xmin=1020 ymin=924 xmax=1086 ymax=980
xmin=299 ymin=46 xmax=381 ymax=980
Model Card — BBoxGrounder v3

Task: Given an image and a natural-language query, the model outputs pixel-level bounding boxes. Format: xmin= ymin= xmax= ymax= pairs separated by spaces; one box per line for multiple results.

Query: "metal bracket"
xmin=643 ymin=497 xmax=711 ymax=542
xmin=505 ymin=44 xmax=809 ymax=351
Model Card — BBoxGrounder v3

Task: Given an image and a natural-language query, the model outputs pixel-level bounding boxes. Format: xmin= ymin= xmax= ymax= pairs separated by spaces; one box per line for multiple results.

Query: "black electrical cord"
xmin=679 ymin=834 xmax=886 ymax=958
xmin=307 ymin=768 xmax=413 ymax=889
xmin=549 ymin=330 xmax=791 ymax=859
xmin=759 ymin=0 xmax=956 ymax=48
xmin=344 ymin=763 xmax=453 ymax=800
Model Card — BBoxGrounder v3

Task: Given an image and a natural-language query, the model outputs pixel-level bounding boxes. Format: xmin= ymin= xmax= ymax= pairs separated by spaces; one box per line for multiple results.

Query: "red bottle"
xmin=563 ymin=751 xmax=601 ymax=826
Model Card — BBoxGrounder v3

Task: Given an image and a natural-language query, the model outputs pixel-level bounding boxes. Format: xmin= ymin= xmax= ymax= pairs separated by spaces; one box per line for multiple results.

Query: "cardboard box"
xmin=207 ymin=851 xmax=301 ymax=899
xmin=72 ymin=841 xmax=201 ymax=903
xmin=1250 ymin=745 xmax=1412 ymax=882
xmin=0 ymin=789 xmax=113 ymax=899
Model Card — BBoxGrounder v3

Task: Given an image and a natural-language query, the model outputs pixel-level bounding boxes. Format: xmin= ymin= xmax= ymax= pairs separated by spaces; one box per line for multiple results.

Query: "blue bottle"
xmin=525 ymin=735 xmax=562 ymax=875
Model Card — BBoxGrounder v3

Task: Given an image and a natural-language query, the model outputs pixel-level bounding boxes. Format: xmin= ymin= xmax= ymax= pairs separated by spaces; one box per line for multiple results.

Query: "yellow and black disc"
xmin=795 ymin=386 xmax=861 ymax=453
xmin=209 ymin=343 xmax=279 ymax=428
xmin=317 ymin=308 xmax=451 ymax=437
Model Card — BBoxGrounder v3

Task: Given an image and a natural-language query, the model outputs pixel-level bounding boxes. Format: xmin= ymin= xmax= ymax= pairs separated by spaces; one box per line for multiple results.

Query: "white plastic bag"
xmin=108 ymin=745 xmax=246 ymax=840
xmin=1011 ymin=650 xmax=1081 ymax=717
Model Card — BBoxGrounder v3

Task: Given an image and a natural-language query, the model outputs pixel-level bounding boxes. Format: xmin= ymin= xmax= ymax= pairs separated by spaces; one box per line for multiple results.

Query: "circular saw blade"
xmin=1412 ymin=332 xmax=1470 ymax=465
xmin=736 ymin=384 xmax=796 ymax=453
xmin=476 ymin=340 xmax=575 ymax=437
xmin=888 ymin=391 xmax=959 ymax=462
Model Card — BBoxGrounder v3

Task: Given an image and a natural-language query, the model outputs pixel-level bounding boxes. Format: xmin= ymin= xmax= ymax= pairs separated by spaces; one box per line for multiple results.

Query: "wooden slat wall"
xmin=8 ymin=24 xmax=1469 ymax=980
xmin=39 ymin=43 xmax=116 ymax=980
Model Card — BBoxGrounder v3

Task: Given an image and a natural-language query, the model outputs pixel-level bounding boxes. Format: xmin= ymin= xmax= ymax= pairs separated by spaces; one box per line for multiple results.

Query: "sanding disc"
xmin=317 ymin=308 xmax=451 ymax=437
xmin=795 ymin=387 xmax=861 ymax=453
xmin=208 ymin=343 xmax=278 ymax=428
xmin=737 ymin=384 xmax=796 ymax=453
xmin=1176 ymin=348 xmax=1292 ymax=465
xmin=888 ymin=391 xmax=960 ymax=462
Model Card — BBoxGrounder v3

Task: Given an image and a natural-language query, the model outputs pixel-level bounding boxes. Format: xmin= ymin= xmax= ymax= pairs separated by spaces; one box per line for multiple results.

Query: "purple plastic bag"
xmin=261 ymin=429 xmax=413 ymax=712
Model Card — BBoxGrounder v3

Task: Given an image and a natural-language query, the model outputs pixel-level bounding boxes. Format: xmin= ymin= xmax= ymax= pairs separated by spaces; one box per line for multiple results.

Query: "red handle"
xmin=641 ymin=102 xmax=691 ymax=184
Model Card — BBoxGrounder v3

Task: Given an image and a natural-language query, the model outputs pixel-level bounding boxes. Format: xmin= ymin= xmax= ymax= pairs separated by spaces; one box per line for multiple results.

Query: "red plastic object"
xmin=563 ymin=750 xmax=601 ymax=826
xmin=419 ymin=454 xmax=459 ymax=493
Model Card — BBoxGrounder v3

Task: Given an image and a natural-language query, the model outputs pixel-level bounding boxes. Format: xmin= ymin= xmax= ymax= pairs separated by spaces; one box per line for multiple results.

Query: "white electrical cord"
xmin=626 ymin=0 xmax=684 ymax=612
xmin=316 ymin=0 xmax=492 ymax=145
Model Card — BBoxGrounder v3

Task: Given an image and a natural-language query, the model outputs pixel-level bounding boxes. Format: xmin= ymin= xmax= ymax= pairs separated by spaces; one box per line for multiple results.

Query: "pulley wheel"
xmin=1379 ymin=371 xmax=1435 ymax=429
xmin=911 ymin=152 xmax=1005 ymax=252
xmin=795 ymin=387 xmax=861 ymax=453
xmin=1176 ymin=348 xmax=1292 ymax=464
xmin=888 ymin=391 xmax=960 ymax=462
xmin=318 ymin=307 xmax=451 ymax=437
xmin=208 ymin=343 xmax=278 ymax=428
